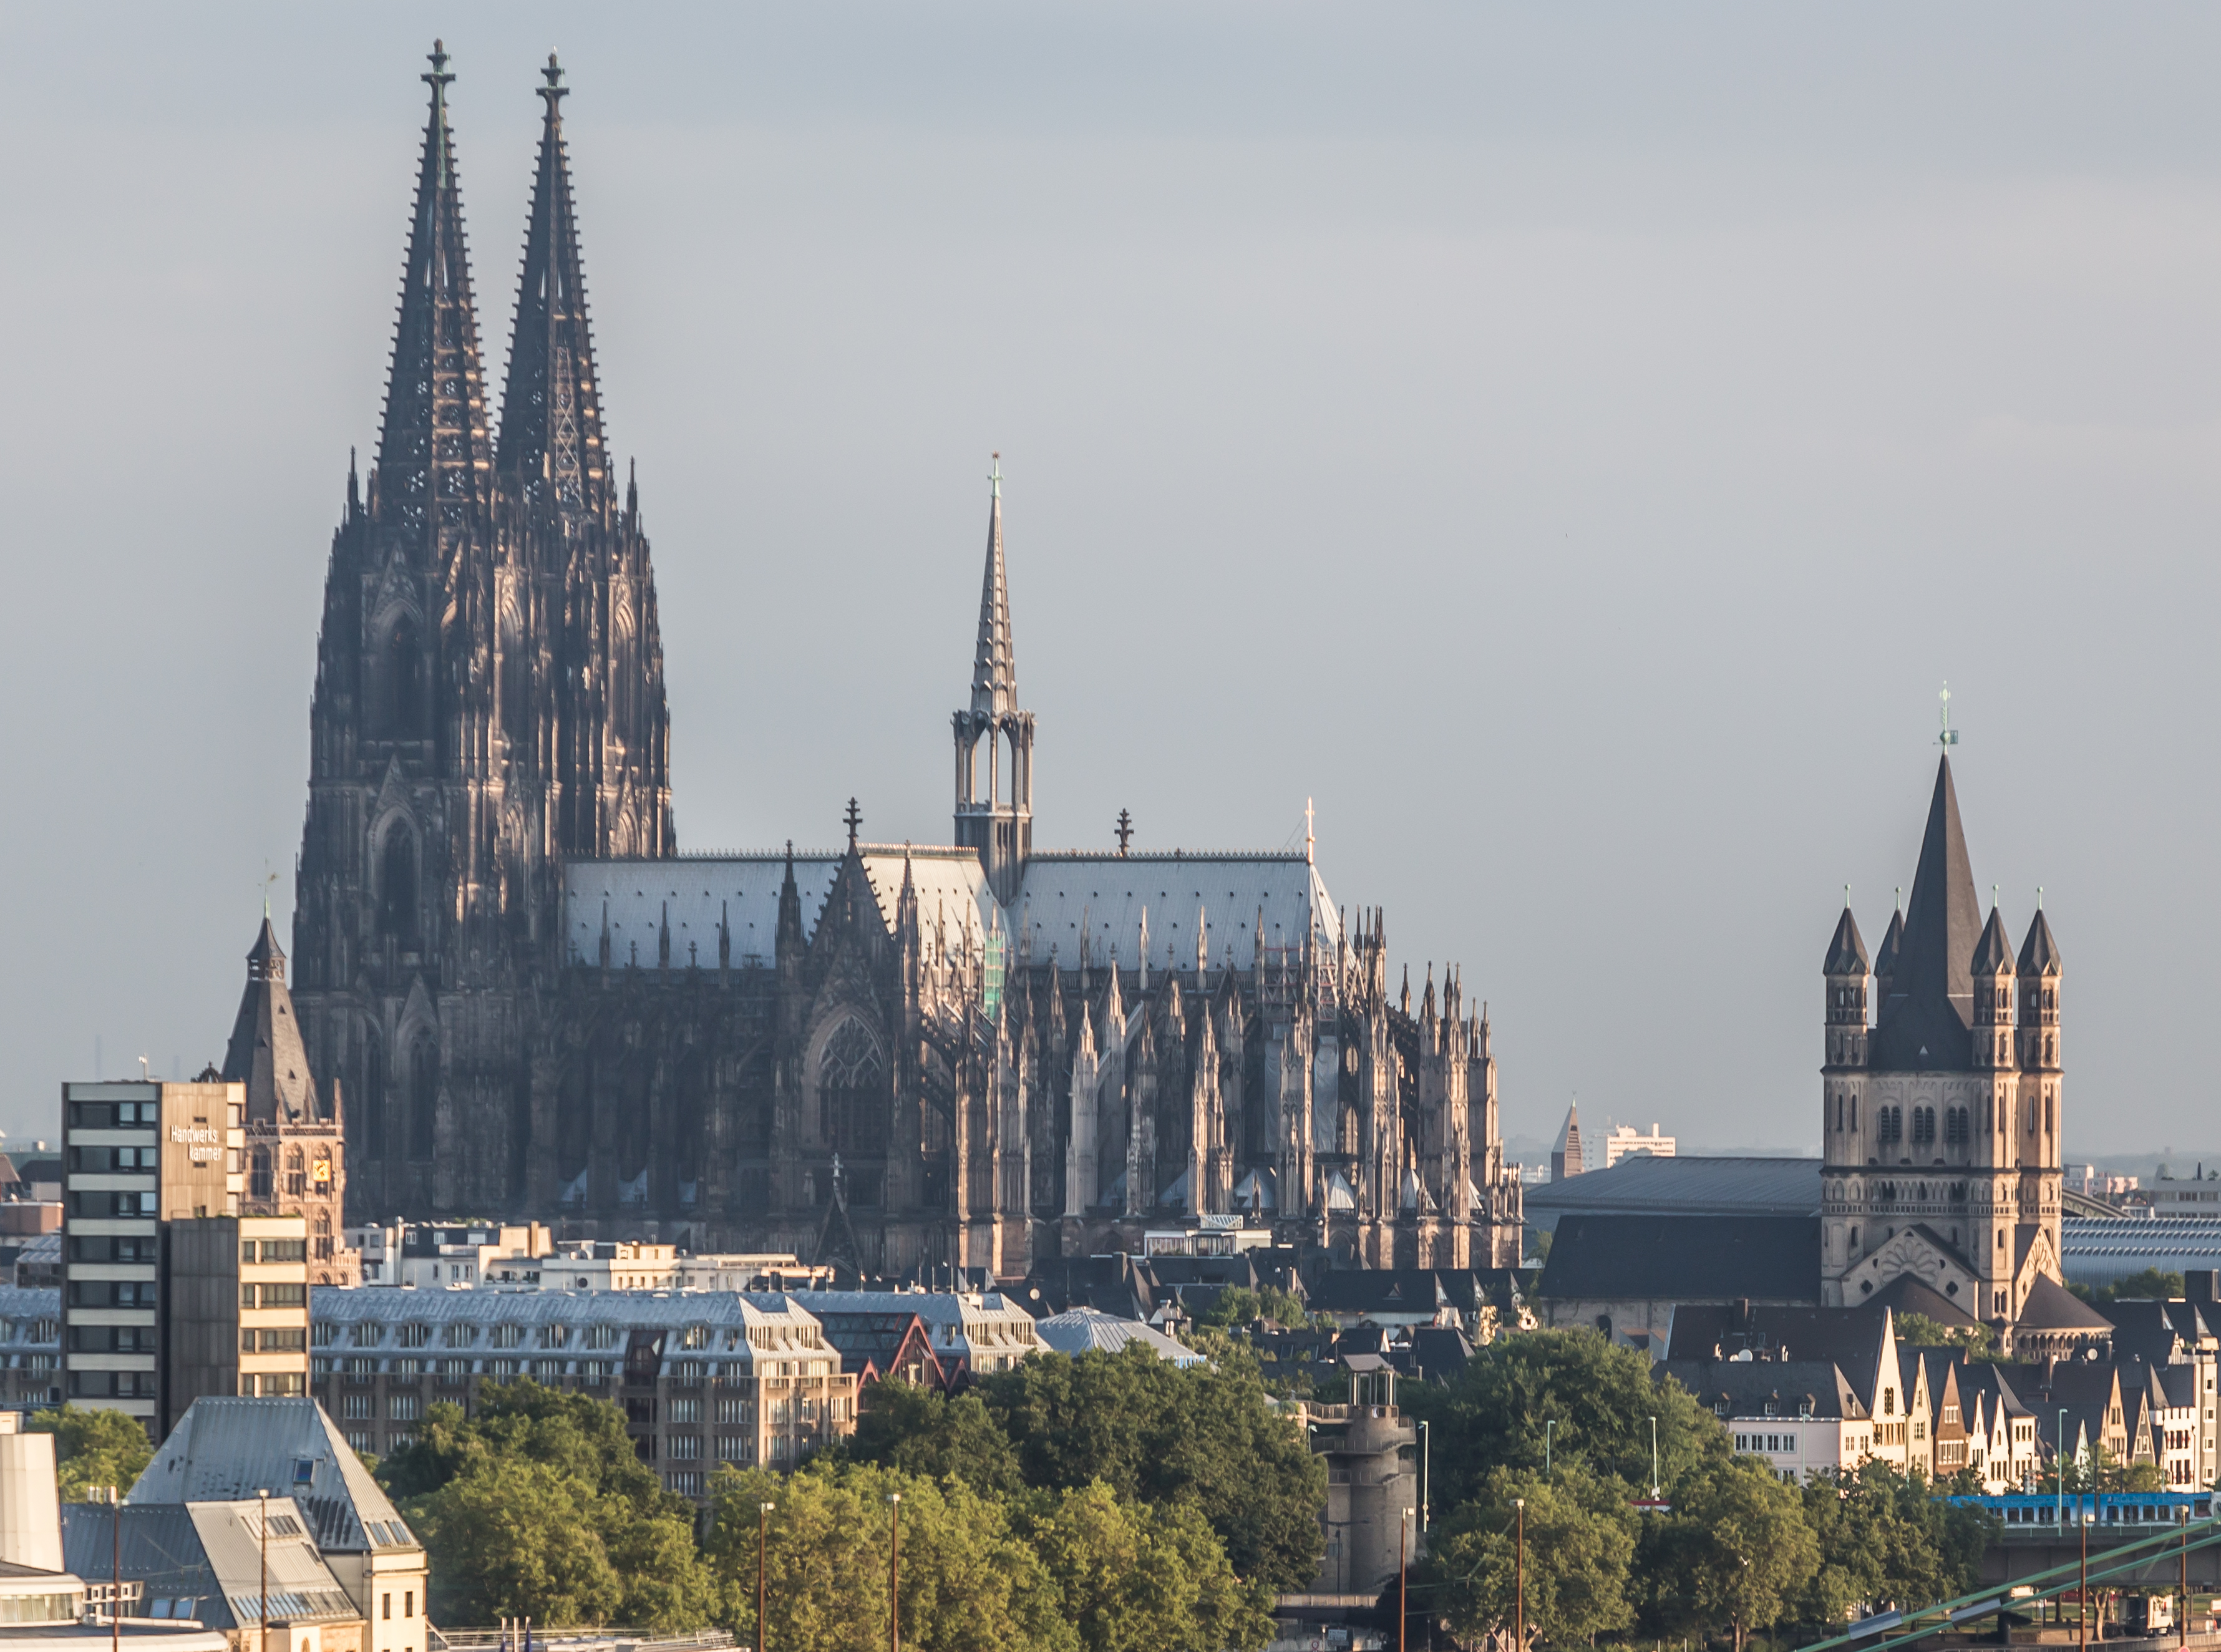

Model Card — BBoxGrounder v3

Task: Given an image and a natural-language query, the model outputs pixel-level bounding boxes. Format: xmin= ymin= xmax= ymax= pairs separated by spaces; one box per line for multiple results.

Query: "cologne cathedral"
xmin=289 ymin=46 xmax=1524 ymax=1276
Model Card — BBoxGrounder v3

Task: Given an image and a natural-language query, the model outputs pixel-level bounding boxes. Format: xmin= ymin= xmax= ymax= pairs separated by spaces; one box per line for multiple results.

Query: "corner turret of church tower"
xmin=952 ymin=457 xmax=1034 ymax=902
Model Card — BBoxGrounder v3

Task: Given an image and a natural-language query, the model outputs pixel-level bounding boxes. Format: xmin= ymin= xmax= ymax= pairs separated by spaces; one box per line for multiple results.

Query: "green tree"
xmin=2069 ymin=1268 xmax=2184 ymax=1305
xmin=378 ymin=1380 xmax=714 ymax=1628
xmin=1892 ymin=1314 xmax=2003 ymax=1361
xmin=1793 ymin=1465 xmax=1994 ymax=1629
xmin=839 ymin=1381 xmax=1022 ymax=1497
xmin=980 ymin=1341 xmax=1324 ymax=1593
xmin=408 ymin=1456 xmax=623 ymax=1626
xmin=1014 ymin=1482 xmax=1275 ymax=1652
xmin=1405 ymin=1328 xmax=1729 ymax=1514
xmin=31 ymin=1405 xmax=153 ymax=1502
xmin=1422 ymin=1467 xmax=1638 ymax=1648
xmin=704 ymin=1461 xmax=1071 ymax=1652
xmin=1642 ymin=1458 xmax=1819 ymax=1652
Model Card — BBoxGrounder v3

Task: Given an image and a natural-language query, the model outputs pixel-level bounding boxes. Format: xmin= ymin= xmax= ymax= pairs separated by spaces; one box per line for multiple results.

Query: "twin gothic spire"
xmin=372 ymin=42 xmax=609 ymax=541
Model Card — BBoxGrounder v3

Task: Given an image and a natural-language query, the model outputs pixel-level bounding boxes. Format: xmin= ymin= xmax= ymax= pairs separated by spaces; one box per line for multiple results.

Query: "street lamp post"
xmin=105 ymin=1487 xmax=120 ymax=1652
xmin=1398 ymin=1510 xmax=1409 ymax=1652
xmin=1545 ymin=1419 xmax=1555 ymax=1480
xmin=887 ymin=1492 xmax=902 ymax=1652
xmin=1419 ymin=1419 xmax=1430 ymax=1536
xmin=1514 ymin=1497 xmax=1527 ymax=1652
xmin=257 ymin=1489 xmax=271 ymax=1652
xmin=1648 ymin=1416 xmax=1661 ymax=1500
xmin=756 ymin=1502 xmax=775 ymax=1652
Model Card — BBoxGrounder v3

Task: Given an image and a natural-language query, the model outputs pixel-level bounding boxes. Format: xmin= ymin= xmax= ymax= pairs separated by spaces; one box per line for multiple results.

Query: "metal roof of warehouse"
xmin=1523 ymin=1155 xmax=1822 ymax=1230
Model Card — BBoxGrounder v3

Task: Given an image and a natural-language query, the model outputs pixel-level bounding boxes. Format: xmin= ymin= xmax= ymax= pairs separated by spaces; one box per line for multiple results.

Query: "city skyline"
xmin=3 ymin=6 xmax=2219 ymax=1160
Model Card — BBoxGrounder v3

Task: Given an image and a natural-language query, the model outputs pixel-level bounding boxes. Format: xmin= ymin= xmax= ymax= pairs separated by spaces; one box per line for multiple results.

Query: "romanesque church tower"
xmin=292 ymin=46 xmax=673 ymax=1220
xmin=1819 ymin=753 xmax=2065 ymax=1334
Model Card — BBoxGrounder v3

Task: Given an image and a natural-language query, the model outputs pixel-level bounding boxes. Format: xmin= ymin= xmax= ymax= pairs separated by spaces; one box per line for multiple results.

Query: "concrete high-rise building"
xmin=61 ymin=1083 xmax=310 ymax=1435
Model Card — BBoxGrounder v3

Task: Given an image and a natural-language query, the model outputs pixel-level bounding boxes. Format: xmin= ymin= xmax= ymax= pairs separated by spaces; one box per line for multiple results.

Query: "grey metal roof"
xmin=1524 ymin=1155 xmax=1821 ymax=1232
xmin=63 ymin=1499 xmax=356 ymax=1629
xmin=1034 ymin=1308 xmax=1205 ymax=1367
xmin=1537 ymin=1215 xmax=1820 ymax=1304
xmin=128 ymin=1401 xmax=412 ymax=1560
xmin=2059 ymin=1217 xmax=2221 ymax=1288
xmin=1655 ymin=1358 xmax=1864 ymax=1421
xmin=563 ymin=845 xmax=1345 ymax=976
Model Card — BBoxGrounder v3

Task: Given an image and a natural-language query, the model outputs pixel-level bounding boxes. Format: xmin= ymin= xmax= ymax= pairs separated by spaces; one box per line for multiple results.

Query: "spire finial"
xmin=844 ymin=797 xmax=862 ymax=847
xmin=541 ymin=51 xmax=567 ymax=109
xmin=1844 ymin=883 xmax=1850 ymax=909
xmin=1115 ymin=809 xmax=1134 ymax=855
xmin=1895 ymin=885 xmax=1903 ymax=914
xmin=2038 ymin=884 xmax=2044 ymax=910
xmin=424 ymin=39 xmax=454 ymax=101
xmin=1305 ymin=797 xmax=1315 ymax=866
xmin=1938 ymin=681 xmax=1960 ymax=749
xmin=990 ymin=450 xmax=1001 ymax=499
xmin=1991 ymin=882 xmax=1999 ymax=911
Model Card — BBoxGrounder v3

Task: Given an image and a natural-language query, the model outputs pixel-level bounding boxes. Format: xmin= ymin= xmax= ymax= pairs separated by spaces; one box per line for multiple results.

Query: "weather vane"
xmin=1938 ymin=682 xmax=1959 ymax=749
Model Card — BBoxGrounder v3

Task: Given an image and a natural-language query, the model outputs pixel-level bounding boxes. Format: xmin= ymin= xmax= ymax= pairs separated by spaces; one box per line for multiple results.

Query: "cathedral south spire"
xmin=375 ymin=40 xmax=495 ymax=548
xmin=498 ymin=51 xmax=609 ymax=521
xmin=953 ymin=455 xmax=1035 ymax=903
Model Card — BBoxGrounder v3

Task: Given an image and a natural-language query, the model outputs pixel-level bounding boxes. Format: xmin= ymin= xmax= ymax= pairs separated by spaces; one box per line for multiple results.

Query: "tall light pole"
xmin=258 ymin=1489 xmax=271 ymax=1652
xmin=757 ymin=1502 xmax=775 ymax=1652
xmin=1545 ymin=1419 xmax=1555 ymax=1480
xmin=1397 ymin=1509 xmax=1408 ymax=1652
xmin=887 ymin=1492 xmax=902 ymax=1652
xmin=2057 ymin=1407 xmax=2069 ymax=1525
xmin=1514 ymin=1497 xmax=1527 ymax=1652
xmin=1418 ymin=1420 xmax=1430 ymax=1536
xmin=1648 ymin=1416 xmax=1660 ymax=1500
xmin=105 ymin=1487 xmax=120 ymax=1652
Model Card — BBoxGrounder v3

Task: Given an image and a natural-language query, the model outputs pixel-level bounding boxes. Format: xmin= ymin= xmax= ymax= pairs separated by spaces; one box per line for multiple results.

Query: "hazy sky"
xmin=3 ymin=4 xmax=2217 ymax=1162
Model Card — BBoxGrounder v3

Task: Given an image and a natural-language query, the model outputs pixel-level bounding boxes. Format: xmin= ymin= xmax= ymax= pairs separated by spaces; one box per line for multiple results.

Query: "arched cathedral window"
xmin=381 ymin=830 xmax=420 ymax=943
xmin=381 ymin=615 xmax=427 ymax=737
xmin=407 ymin=1032 xmax=439 ymax=1160
xmin=250 ymin=1146 xmax=273 ymax=1201
xmin=816 ymin=1019 xmax=887 ymax=1155
xmin=286 ymin=1147 xmax=305 ymax=1197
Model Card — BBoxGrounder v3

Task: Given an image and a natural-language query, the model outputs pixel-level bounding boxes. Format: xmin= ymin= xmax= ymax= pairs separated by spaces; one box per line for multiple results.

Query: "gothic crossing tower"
xmin=951 ymin=459 xmax=1034 ymax=903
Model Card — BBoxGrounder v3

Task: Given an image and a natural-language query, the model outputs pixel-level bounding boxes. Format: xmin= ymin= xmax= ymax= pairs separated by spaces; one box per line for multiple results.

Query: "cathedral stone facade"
xmin=290 ymin=47 xmax=1524 ymax=1276
xmin=1819 ymin=754 xmax=2064 ymax=1325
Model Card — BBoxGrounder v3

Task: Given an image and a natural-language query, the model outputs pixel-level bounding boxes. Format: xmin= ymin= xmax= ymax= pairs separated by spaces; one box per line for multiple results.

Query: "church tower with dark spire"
xmin=1819 ymin=747 xmax=2067 ymax=1340
xmin=953 ymin=458 xmax=1034 ymax=903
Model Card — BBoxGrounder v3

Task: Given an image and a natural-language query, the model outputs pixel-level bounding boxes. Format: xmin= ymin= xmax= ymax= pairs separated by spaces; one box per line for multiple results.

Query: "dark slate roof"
xmin=2016 ymin=1273 xmax=2114 ymax=1333
xmin=2018 ymin=908 xmax=2062 ymax=976
xmin=2099 ymin=1300 xmax=2187 ymax=1364
xmin=1971 ymin=905 xmax=2014 ymax=976
xmin=1866 ymin=1272 xmax=1980 ymax=1327
xmin=1308 ymin=1270 xmax=1451 ymax=1314
xmin=1874 ymin=907 xmax=1905 ymax=983
xmin=1404 ymin=1326 xmax=1475 ymax=1384
xmin=1524 ymin=1155 xmax=1820 ymax=1230
xmin=1535 ymin=1215 xmax=1820 ymax=1303
xmin=220 ymin=920 xmax=323 ymax=1124
xmin=1656 ymin=1358 xmax=1865 ymax=1421
xmin=1871 ymin=754 xmax=1982 ymax=1072
xmin=1664 ymin=1301 xmax=1891 ymax=1399
xmin=1824 ymin=907 xmax=1869 ymax=975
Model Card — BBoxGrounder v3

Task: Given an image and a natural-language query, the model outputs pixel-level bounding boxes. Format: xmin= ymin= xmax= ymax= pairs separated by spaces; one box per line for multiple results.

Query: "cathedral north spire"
xmin=971 ymin=454 xmax=1017 ymax=717
xmin=498 ymin=51 xmax=610 ymax=520
xmin=374 ymin=40 xmax=495 ymax=547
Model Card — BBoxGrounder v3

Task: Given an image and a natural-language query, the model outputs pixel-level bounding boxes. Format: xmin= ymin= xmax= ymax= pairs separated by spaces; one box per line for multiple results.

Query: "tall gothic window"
xmin=816 ymin=1020 xmax=887 ymax=1155
xmin=359 ymin=1038 xmax=384 ymax=1151
xmin=251 ymin=1146 xmax=273 ymax=1201
xmin=408 ymin=1032 xmax=439 ymax=1159
xmin=381 ymin=615 xmax=427 ymax=737
xmin=285 ymin=1147 xmax=305 ymax=1197
xmin=381 ymin=830 xmax=420 ymax=943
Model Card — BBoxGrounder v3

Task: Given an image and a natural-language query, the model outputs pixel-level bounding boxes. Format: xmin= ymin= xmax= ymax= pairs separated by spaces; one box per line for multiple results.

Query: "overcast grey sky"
xmin=2 ymin=4 xmax=2216 ymax=1162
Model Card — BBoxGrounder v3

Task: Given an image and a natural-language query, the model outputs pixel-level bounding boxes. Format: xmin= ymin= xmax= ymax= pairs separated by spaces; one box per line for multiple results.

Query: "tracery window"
xmin=817 ymin=1020 xmax=887 ymax=1155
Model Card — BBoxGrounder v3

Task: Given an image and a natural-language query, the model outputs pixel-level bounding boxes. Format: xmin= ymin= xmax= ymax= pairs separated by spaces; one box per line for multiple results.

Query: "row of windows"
xmin=316 ymin=1357 xmax=822 ymax=1385
xmin=324 ymin=1319 xmax=825 ymax=1354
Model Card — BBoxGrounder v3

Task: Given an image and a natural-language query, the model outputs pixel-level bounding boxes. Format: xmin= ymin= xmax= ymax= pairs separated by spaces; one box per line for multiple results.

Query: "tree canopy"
xmin=377 ymin=1379 xmax=715 ymax=1628
xmin=31 ymin=1406 xmax=153 ymax=1502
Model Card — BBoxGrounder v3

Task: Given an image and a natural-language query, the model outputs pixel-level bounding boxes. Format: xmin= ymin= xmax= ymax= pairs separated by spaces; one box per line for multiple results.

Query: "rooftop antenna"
xmin=1938 ymin=682 xmax=1960 ymax=749
xmin=1305 ymin=797 xmax=1315 ymax=867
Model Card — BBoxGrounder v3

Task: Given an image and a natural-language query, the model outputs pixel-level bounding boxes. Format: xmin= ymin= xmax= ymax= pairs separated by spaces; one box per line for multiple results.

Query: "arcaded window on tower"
xmin=815 ymin=1019 xmax=887 ymax=1155
xmin=286 ymin=1147 xmax=306 ymax=1197
xmin=381 ymin=615 xmax=427 ymax=737
xmin=250 ymin=1146 xmax=273 ymax=1202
